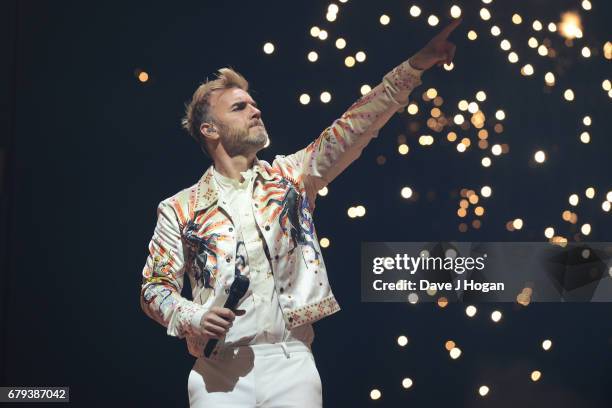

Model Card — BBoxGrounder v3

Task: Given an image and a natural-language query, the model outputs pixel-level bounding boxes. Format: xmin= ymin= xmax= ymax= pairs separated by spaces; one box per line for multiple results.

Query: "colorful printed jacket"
xmin=140 ymin=58 xmax=423 ymax=358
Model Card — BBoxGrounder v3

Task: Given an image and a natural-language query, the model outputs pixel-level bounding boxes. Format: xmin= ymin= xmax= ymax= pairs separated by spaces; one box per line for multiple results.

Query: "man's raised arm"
xmin=273 ymin=19 xmax=461 ymax=205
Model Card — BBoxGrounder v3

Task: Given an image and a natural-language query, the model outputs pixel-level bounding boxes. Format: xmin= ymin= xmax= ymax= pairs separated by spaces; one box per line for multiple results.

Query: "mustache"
xmin=249 ymin=121 xmax=264 ymax=128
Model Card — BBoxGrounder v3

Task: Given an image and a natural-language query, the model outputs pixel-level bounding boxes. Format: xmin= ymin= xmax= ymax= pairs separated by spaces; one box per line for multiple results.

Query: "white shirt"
xmin=212 ymin=165 xmax=314 ymax=347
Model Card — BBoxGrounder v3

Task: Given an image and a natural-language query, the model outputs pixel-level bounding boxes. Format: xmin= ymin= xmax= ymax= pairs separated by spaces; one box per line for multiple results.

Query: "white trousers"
xmin=188 ymin=341 xmax=323 ymax=407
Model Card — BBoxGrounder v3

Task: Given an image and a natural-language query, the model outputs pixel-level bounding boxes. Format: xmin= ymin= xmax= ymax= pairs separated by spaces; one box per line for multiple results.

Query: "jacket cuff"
xmin=190 ymin=306 xmax=207 ymax=335
xmin=382 ymin=58 xmax=424 ymax=106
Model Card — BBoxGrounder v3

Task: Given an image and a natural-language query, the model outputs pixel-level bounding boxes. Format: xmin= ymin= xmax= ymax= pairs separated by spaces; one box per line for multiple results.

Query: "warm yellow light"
xmin=468 ymin=102 xmax=479 ymax=113
xmin=512 ymin=14 xmax=522 ymax=24
xmin=581 ymin=47 xmax=591 ymax=58
xmin=428 ymin=15 xmax=439 ymax=26
xmin=450 ymin=5 xmax=462 ymax=18
xmin=397 ymin=335 xmax=409 ymax=346
xmin=344 ymin=56 xmax=356 ymax=67
xmin=320 ymin=91 xmax=332 ymax=103
xmin=544 ymin=227 xmax=554 ymax=238
xmin=299 ymin=93 xmax=311 ymax=105
xmin=326 ymin=12 xmax=337 ymax=22
xmin=465 ymin=305 xmax=477 ymax=317
xmin=585 ymin=187 xmax=595 ymax=199
xmin=495 ymin=110 xmax=505 ymax=120
xmin=447 ymin=132 xmax=457 ymax=142
xmin=320 ymin=237 xmax=330 ymax=248
xmin=307 ymin=51 xmax=318 ymax=62
xmin=521 ymin=64 xmax=534 ymax=76
xmin=531 ymin=371 xmax=542 ymax=381
xmin=454 ymin=114 xmax=465 ymax=125
xmin=512 ymin=218 xmax=523 ymax=230
xmin=508 ymin=52 xmax=519 ymax=63
xmin=542 ymin=339 xmax=552 ymax=350
xmin=604 ymin=42 xmax=612 ymax=60
xmin=449 ymin=347 xmax=462 ymax=359
xmin=263 ymin=42 xmax=275 ymax=54
xmin=480 ymin=8 xmax=491 ymax=21
xmin=137 ymin=71 xmax=149 ymax=82
xmin=398 ymin=144 xmax=410 ymax=155
xmin=335 ymin=38 xmax=346 ymax=49
xmin=476 ymin=91 xmax=487 ymax=101
xmin=603 ymin=80 xmax=611 ymax=91
xmin=491 ymin=26 xmax=501 ymax=36
xmin=533 ymin=20 xmax=543 ymax=31
xmin=426 ymin=88 xmax=438 ymax=99
xmin=559 ymin=12 xmax=583 ymax=40
xmin=356 ymin=51 xmax=366 ymax=62
xmin=564 ymin=89 xmax=575 ymax=101
xmin=458 ymin=100 xmax=469 ymax=111
xmin=538 ymin=45 xmax=548 ymax=56
xmin=582 ymin=0 xmax=592 ymax=11
xmin=528 ymin=37 xmax=538 ymax=48
xmin=534 ymin=150 xmax=546 ymax=163
xmin=401 ymin=187 xmax=413 ymax=199
xmin=402 ymin=378 xmax=413 ymax=389
xmin=500 ymin=39 xmax=511 ymax=51
xmin=360 ymin=84 xmax=371 ymax=95
xmin=478 ymin=385 xmax=490 ymax=397
xmin=310 ymin=26 xmax=321 ymax=37
xmin=443 ymin=62 xmax=454 ymax=71
xmin=380 ymin=14 xmax=390 ymax=25
xmin=370 ymin=389 xmax=381 ymax=400
xmin=467 ymin=30 xmax=478 ymax=40
xmin=318 ymin=186 xmax=329 ymax=196
xmin=581 ymin=223 xmax=591 ymax=235
xmin=409 ymin=6 xmax=421 ymax=17
xmin=583 ymin=116 xmax=592 ymax=126
xmin=481 ymin=157 xmax=491 ymax=167
xmin=456 ymin=143 xmax=466 ymax=153
xmin=580 ymin=131 xmax=590 ymax=144
xmin=318 ymin=30 xmax=328 ymax=40
xmin=548 ymin=22 xmax=557 ymax=32
xmin=407 ymin=103 xmax=418 ymax=115
xmin=545 ymin=72 xmax=555 ymax=85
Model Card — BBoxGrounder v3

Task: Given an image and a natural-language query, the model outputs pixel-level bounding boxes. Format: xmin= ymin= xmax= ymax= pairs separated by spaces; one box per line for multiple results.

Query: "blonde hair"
xmin=181 ymin=68 xmax=249 ymax=155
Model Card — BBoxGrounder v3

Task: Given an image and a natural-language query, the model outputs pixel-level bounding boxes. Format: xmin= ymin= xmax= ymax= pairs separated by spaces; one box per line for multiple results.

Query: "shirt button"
xmin=229 ymin=227 xmax=233 ymax=232
xmin=279 ymin=287 xmax=284 ymax=294
xmin=225 ymin=256 xmax=231 ymax=263
xmin=254 ymin=203 xmax=259 ymax=208
xmin=265 ymin=225 xmax=270 ymax=231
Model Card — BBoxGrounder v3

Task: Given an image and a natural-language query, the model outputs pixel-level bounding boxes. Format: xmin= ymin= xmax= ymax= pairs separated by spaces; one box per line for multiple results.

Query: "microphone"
xmin=203 ymin=274 xmax=250 ymax=357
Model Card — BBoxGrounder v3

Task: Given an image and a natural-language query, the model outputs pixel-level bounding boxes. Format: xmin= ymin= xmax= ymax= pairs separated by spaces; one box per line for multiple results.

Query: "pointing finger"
xmin=438 ymin=18 xmax=462 ymax=39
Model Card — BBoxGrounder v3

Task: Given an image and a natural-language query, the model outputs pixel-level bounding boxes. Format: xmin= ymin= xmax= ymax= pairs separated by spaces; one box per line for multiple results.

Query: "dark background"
xmin=1 ymin=0 xmax=611 ymax=406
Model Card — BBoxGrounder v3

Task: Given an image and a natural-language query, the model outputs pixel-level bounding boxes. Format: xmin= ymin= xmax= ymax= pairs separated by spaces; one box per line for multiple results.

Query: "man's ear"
xmin=200 ymin=122 xmax=219 ymax=142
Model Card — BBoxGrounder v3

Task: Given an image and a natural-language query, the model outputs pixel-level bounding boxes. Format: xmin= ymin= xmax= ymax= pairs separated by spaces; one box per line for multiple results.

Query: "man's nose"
xmin=250 ymin=105 xmax=261 ymax=119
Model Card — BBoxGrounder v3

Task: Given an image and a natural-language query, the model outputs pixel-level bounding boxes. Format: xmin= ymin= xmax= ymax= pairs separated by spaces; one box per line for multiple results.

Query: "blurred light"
xmin=476 ymin=91 xmax=486 ymax=101
xmin=495 ymin=110 xmax=505 ymax=120
xmin=582 ymin=0 xmax=592 ymax=10
xmin=408 ymin=293 xmax=419 ymax=304
xmin=508 ymin=52 xmax=519 ymax=63
xmin=320 ymin=91 xmax=332 ymax=103
xmin=481 ymin=157 xmax=491 ymax=167
xmin=542 ymin=339 xmax=552 ymax=350
xmin=426 ymin=88 xmax=438 ymax=99
xmin=545 ymin=72 xmax=555 ymax=86
xmin=607 ymin=191 xmax=612 ymax=201
xmin=458 ymin=100 xmax=469 ymax=111
xmin=534 ymin=150 xmax=546 ymax=163
xmin=320 ymin=237 xmax=330 ymax=248
xmin=263 ymin=42 xmax=275 ymax=54
xmin=478 ymin=386 xmax=490 ymax=397
xmin=398 ymin=144 xmax=410 ymax=155
xmin=355 ymin=205 xmax=366 ymax=217
xmin=137 ymin=71 xmax=149 ymax=82
xmin=480 ymin=187 xmax=491 ymax=198
xmin=318 ymin=30 xmax=328 ymax=40
xmin=370 ymin=389 xmax=381 ymax=400
xmin=318 ymin=186 xmax=329 ymax=196
xmin=401 ymin=187 xmax=413 ymax=199
xmin=564 ymin=89 xmax=575 ymax=101
xmin=344 ymin=56 xmax=356 ymax=67
xmin=444 ymin=62 xmax=454 ymax=71
xmin=480 ymin=8 xmax=491 ymax=21
xmin=521 ymin=64 xmax=534 ymax=76
xmin=512 ymin=14 xmax=522 ymax=24
xmin=513 ymin=218 xmax=524 ymax=230
xmin=466 ymin=305 xmax=477 ymax=317
xmin=580 ymin=131 xmax=590 ymax=144
xmin=360 ymin=84 xmax=371 ymax=95
xmin=380 ymin=14 xmax=390 ymax=25
xmin=585 ymin=187 xmax=595 ymax=199
xmin=449 ymin=347 xmax=462 ymax=359
xmin=603 ymin=80 xmax=611 ymax=91
xmin=531 ymin=370 xmax=542 ymax=381
xmin=559 ymin=12 xmax=583 ymax=39
xmin=545 ymin=227 xmax=555 ymax=238
xmin=581 ymin=46 xmax=591 ymax=58
xmin=356 ymin=51 xmax=367 ymax=62
xmin=581 ymin=223 xmax=592 ymax=235
xmin=532 ymin=20 xmax=543 ymax=31
xmin=456 ymin=143 xmax=467 ymax=153
xmin=454 ymin=114 xmax=465 ymax=125
xmin=468 ymin=102 xmax=479 ymax=113
xmin=397 ymin=335 xmax=409 ymax=346
xmin=409 ymin=5 xmax=421 ymax=17
xmin=548 ymin=22 xmax=557 ymax=32
xmin=428 ymin=15 xmax=439 ymax=26
xmin=538 ymin=45 xmax=548 ymax=56
xmin=500 ymin=39 xmax=511 ymax=51
xmin=347 ymin=207 xmax=357 ymax=218
xmin=307 ymin=51 xmax=318 ymax=62
xmin=467 ymin=30 xmax=478 ymax=40
xmin=310 ymin=26 xmax=321 ymax=37
xmin=450 ymin=5 xmax=462 ymax=18
xmin=328 ymin=4 xmax=339 ymax=13
xmin=407 ymin=103 xmax=418 ymax=115
xmin=603 ymin=201 xmax=611 ymax=212
xmin=335 ymin=38 xmax=347 ymax=49
xmin=528 ymin=37 xmax=538 ymax=48
xmin=402 ymin=378 xmax=413 ymax=389
xmin=604 ymin=42 xmax=612 ymax=60
xmin=447 ymin=132 xmax=457 ymax=142
xmin=491 ymin=26 xmax=501 ymax=36
xmin=583 ymin=116 xmax=591 ymax=126
xmin=299 ymin=93 xmax=311 ymax=105
xmin=326 ymin=12 xmax=337 ymax=22
xmin=491 ymin=310 xmax=502 ymax=322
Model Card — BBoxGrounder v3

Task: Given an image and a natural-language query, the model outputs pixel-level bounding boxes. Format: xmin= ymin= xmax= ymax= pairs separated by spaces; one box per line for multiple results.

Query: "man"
xmin=140 ymin=19 xmax=460 ymax=407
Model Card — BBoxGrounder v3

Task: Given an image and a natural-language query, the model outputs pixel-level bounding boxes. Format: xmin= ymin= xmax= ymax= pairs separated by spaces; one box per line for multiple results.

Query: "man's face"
xmin=207 ymin=87 xmax=269 ymax=156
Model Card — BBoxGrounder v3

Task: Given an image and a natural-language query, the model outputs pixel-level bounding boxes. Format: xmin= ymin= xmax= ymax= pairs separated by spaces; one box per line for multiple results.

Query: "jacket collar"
xmin=194 ymin=157 xmax=275 ymax=212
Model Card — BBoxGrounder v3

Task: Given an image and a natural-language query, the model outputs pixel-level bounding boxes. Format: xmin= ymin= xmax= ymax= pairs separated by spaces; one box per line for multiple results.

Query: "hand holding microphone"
xmin=202 ymin=274 xmax=250 ymax=357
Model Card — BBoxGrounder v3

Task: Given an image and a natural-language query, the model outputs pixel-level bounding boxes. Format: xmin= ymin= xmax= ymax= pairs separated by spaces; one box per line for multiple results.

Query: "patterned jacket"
xmin=140 ymin=58 xmax=422 ymax=357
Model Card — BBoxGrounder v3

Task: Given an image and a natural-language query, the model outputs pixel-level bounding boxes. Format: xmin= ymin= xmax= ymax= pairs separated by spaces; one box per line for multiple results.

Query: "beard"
xmin=216 ymin=120 xmax=269 ymax=156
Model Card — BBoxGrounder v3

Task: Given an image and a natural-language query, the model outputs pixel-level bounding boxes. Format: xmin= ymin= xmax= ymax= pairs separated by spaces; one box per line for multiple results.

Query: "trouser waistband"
xmin=204 ymin=341 xmax=312 ymax=361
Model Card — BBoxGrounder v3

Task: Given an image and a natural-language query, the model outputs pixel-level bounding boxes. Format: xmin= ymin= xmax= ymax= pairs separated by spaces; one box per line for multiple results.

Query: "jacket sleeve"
xmin=140 ymin=200 xmax=207 ymax=339
xmin=273 ymin=58 xmax=423 ymax=205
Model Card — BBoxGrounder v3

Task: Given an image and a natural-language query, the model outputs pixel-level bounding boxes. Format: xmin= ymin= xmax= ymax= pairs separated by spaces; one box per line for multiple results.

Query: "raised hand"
xmin=409 ymin=18 xmax=461 ymax=71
